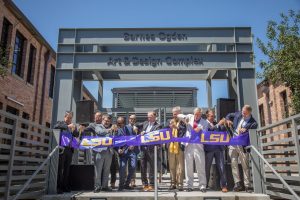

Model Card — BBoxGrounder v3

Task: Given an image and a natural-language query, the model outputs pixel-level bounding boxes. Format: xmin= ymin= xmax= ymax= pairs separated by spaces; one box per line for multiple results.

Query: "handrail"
xmin=256 ymin=113 xmax=300 ymax=132
xmin=248 ymin=145 xmax=300 ymax=200
xmin=12 ymin=145 xmax=60 ymax=200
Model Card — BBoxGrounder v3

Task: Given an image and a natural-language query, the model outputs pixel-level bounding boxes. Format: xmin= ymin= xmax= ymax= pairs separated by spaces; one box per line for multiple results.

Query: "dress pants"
xmin=185 ymin=144 xmax=206 ymax=189
xmin=168 ymin=148 xmax=184 ymax=188
xmin=141 ymin=147 xmax=155 ymax=186
xmin=57 ymin=147 xmax=73 ymax=191
xmin=110 ymin=150 xmax=118 ymax=185
xmin=94 ymin=150 xmax=112 ymax=188
xmin=205 ymin=150 xmax=227 ymax=188
xmin=228 ymin=146 xmax=250 ymax=187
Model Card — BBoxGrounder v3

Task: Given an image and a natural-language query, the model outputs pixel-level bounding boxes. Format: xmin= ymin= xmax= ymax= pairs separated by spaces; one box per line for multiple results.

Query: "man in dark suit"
xmin=137 ymin=111 xmax=161 ymax=191
xmin=116 ymin=117 xmax=139 ymax=191
xmin=54 ymin=111 xmax=80 ymax=194
xmin=204 ymin=110 xmax=228 ymax=193
xmin=225 ymin=105 xmax=258 ymax=193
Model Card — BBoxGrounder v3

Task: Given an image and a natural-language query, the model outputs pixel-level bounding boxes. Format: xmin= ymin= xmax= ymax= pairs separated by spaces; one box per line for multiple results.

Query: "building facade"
xmin=257 ymin=80 xmax=293 ymax=127
xmin=0 ymin=0 xmax=56 ymax=127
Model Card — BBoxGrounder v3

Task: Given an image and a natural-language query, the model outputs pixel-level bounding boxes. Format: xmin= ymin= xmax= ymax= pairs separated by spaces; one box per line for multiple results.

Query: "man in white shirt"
xmin=178 ymin=107 xmax=208 ymax=192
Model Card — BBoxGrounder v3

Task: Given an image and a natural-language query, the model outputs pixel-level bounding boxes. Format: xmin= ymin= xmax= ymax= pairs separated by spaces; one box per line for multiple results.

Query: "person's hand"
xmin=111 ymin=124 xmax=118 ymax=132
xmin=194 ymin=127 xmax=202 ymax=132
xmin=141 ymin=131 xmax=145 ymax=136
xmin=129 ymin=146 xmax=134 ymax=150
xmin=79 ymin=125 xmax=85 ymax=132
xmin=218 ymin=118 xmax=226 ymax=126
xmin=133 ymin=126 xmax=138 ymax=133
xmin=226 ymin=120 xmax=233 ymax=127
xmin=169 ymin=123 xmax=177 ymax=129
xmin=68 ymin=123 xmax=76 ymax=131
xmin=118 ymin=149 xmax=124 ymax=154
xmin=239 ymin=128 xmax=247 ymax=134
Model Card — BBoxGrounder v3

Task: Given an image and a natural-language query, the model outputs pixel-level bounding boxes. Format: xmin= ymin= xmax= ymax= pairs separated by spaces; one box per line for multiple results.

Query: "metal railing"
xmin=254 ymin=113 xmax=300 ymax=200
xmin=0 ymin=110 xmax=52 ymax=200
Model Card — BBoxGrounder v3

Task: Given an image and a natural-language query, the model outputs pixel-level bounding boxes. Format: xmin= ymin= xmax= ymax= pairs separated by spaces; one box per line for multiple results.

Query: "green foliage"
xmin=0 ymin=45 xmax=10 ymax=78
xmin=257 ymin=10 xmax=300 ymax=114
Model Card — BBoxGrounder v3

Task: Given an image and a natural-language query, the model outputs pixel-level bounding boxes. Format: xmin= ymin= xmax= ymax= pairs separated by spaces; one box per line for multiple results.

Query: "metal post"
xmin=249 ymin=129 xmax=264 ymax=193
xmin=154 ymin=145 xmax=158 ymax=200
xmin=4 ymin=118 xmax=18 ymax=200
xmin=47 ymin=129 xmax=61 ymax=194
xmin=292 ymin=119 xmax=300 ymax=175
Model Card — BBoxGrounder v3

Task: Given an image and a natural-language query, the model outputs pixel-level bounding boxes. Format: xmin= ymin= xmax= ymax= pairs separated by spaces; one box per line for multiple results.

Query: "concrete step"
xmin=43 ymin=191 xmax=270 ymax=200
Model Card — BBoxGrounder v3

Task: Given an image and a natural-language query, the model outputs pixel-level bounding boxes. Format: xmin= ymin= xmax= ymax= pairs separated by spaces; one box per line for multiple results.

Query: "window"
xmin=280 ymin=90 xmax=289 ymax=118
xmin=49 ymin=65 xmax=55 ymax=98
xmin=0 ymin=18 xmax=12 ymax=65
xmin=226 ymin=44 xmax=235 ymax=52
xmin=259 ymin=104 xmax=265 ymax=127
xmin=12 ymin=31 xmax=27 ymax=77
xmin=26 ymin=45 xmax=36 ymax=84
xmin=216 ymin=44 xmax=226 ymax=52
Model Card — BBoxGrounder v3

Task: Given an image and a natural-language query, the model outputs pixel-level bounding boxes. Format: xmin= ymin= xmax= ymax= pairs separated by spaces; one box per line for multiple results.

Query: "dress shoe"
xmin=233 ymin=182 xmax=243 ymax=192
xmin=222 ymin=187 xmax=228 ymax=193
xmin=143 ymin=185 xmax=149 ymax=191
xmin=57 ymin=188 xmax=63 ymax=194
xmin=200 ymin=186 xmax=206 ymax=193
xmin=169 ymin=185 xmax=176 ymax=190
xmin=245 ymin=187 xmax=253 ymax=193
xmin=147 ymin=186 xmax=154 ymax=191
xmin=187 ymin=188 xmax=193 ymax=192
xmin=102 ymin=187 xmax=112 ymax=192
xmin=124 ymin=185 xmax=134 ymax=190
xmin=111 ymin=183 xmax=116 ymax=189
xmin=94 ymin=186 xmax=101 ymax=193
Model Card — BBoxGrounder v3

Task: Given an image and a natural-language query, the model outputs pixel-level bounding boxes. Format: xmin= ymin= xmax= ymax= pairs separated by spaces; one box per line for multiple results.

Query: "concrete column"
xmin=98 ymin=80 xmax=103 ymax=109
xmin=227 ymin=70 xmax=238 ymax=111
xmin=206 ymin=79 xmax=212 ymax=108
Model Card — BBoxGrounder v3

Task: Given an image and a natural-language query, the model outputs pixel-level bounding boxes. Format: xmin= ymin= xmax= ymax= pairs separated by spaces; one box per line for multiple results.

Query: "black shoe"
xmin=102 ymin=187 xmax=112 ymax=192
xmin=169 ymin=185 xmax=176 ymax=190
xmin=124 ymin=185 xmax=134 ymax=190
xmin=63 ymin=187 xmax=71 ymax=193
xmin=178 ymin=187 xmax=184 ymax=191
xmin=245 ymin=187 xmax=253 ymax=193
xmin=187 ymin=188 xmax=193 ymax=192
xmin=94 ymin=186 xmax=101 ymax=193
xmin=57 ymin=188 xmax=63 ymax=194
xmin=233 ymin=182 xmax=243 ymax=192
xmin=118 ymin=187 xmax=124 ymax=191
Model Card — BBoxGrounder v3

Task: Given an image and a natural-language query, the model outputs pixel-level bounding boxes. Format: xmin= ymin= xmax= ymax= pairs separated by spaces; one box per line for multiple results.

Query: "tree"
xmin=257 ymin=10 xmax=300 ymax=114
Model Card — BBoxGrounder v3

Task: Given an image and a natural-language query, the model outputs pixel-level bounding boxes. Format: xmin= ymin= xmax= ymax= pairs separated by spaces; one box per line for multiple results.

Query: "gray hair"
xmin=172 ymin=106 xmax=181 ymax=113
xmin=193 ymin=107 xmax=202 ymax=114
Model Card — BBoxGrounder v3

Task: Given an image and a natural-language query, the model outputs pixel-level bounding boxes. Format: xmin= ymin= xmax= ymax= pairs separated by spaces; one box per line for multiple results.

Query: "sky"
xmin=13 ymin=0 xmax=300 ymax=108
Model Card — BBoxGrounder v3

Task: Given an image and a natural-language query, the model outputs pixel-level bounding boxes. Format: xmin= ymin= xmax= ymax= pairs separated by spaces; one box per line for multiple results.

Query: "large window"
xmin=26 ymin=45 xmax=36 ymax=84
xmin=12 ymin=31 xmax=27 ymax=77
xmin=49 ymin=65 xmax=55 ymax=98
xmin=0 ymin=18 xmax=12 ymax=65
xmin=280 ymin=90 xmax=289 ymax=118
xmin=259 ymin=104 xmax=265 ymax=127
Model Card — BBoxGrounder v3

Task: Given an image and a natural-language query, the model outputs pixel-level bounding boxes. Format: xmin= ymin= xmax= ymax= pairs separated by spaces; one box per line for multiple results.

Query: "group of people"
xmin=54 ymin=105 xmax=257 ymax=194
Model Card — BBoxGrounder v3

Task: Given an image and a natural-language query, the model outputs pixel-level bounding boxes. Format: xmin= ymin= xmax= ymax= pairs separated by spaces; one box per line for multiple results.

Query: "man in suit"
xmin=54 ymin=111 xmax=80 ymax=194
xmin=178 ymin=107 xmax=208 ymax=192
xmin=127 ymin=115 xmax=138 ymax=187
xmin=116 ymin=117 xmax=139 ymax=191
xmin=204 ymin=110 xmax=228 ymax=193
xmin=86 ymin=114 xmax=115 ymax=193
xmin=137 ymin=111 xmax=161 ymax=191
xmin=225 ymin=105 xmax=258 ymax=193
xmin=165 ymin=106 xmax=186 ymax=191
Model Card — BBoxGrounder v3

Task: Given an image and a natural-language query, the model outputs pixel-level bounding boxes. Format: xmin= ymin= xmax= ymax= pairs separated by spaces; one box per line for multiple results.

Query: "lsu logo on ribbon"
xmin=141 ymin=129 xmax=171 ymax=144
xmin=81 ymin=137 xmax=113 ymax=148
xmin=200 ymin=131 xmax=230 ymax=143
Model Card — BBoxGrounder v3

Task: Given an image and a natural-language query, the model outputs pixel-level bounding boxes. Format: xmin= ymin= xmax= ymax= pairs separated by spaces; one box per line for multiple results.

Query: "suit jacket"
xmin=117 ymin=125 xmax=139 ymax=154
xmin=54 ymin=121 xmax=79 ymax=150
xmin=225 ymin=112 xmax=258 ymax=132
xmin=204 ymin=120 xmax=226 ymax=152
xmin=86 ymin=123 xmax=113 ymax=153
xmin=136 ymin=121 xmax=162 ymax=151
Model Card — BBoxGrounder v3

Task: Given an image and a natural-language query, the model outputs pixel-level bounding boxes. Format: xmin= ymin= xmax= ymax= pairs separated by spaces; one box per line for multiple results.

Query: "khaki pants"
xmin=229 ymin=146 xmax=250 ymax=187
xmin=168 ymin=147 xmax=184 ymax=188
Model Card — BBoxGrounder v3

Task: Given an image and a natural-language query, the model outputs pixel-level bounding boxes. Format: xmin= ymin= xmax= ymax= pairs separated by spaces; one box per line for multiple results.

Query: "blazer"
xmin=54 ymin=121 xmax=79 ymax=151
xmin=117 ymin=125 xmax=139 ymax=154
xmin=225 ymin=112 xmax=258 ymax=132
xmin=136 ymin=121 xmax=162 ymax=151
xmin=204 ymin=121 xmax=226 ymax=152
